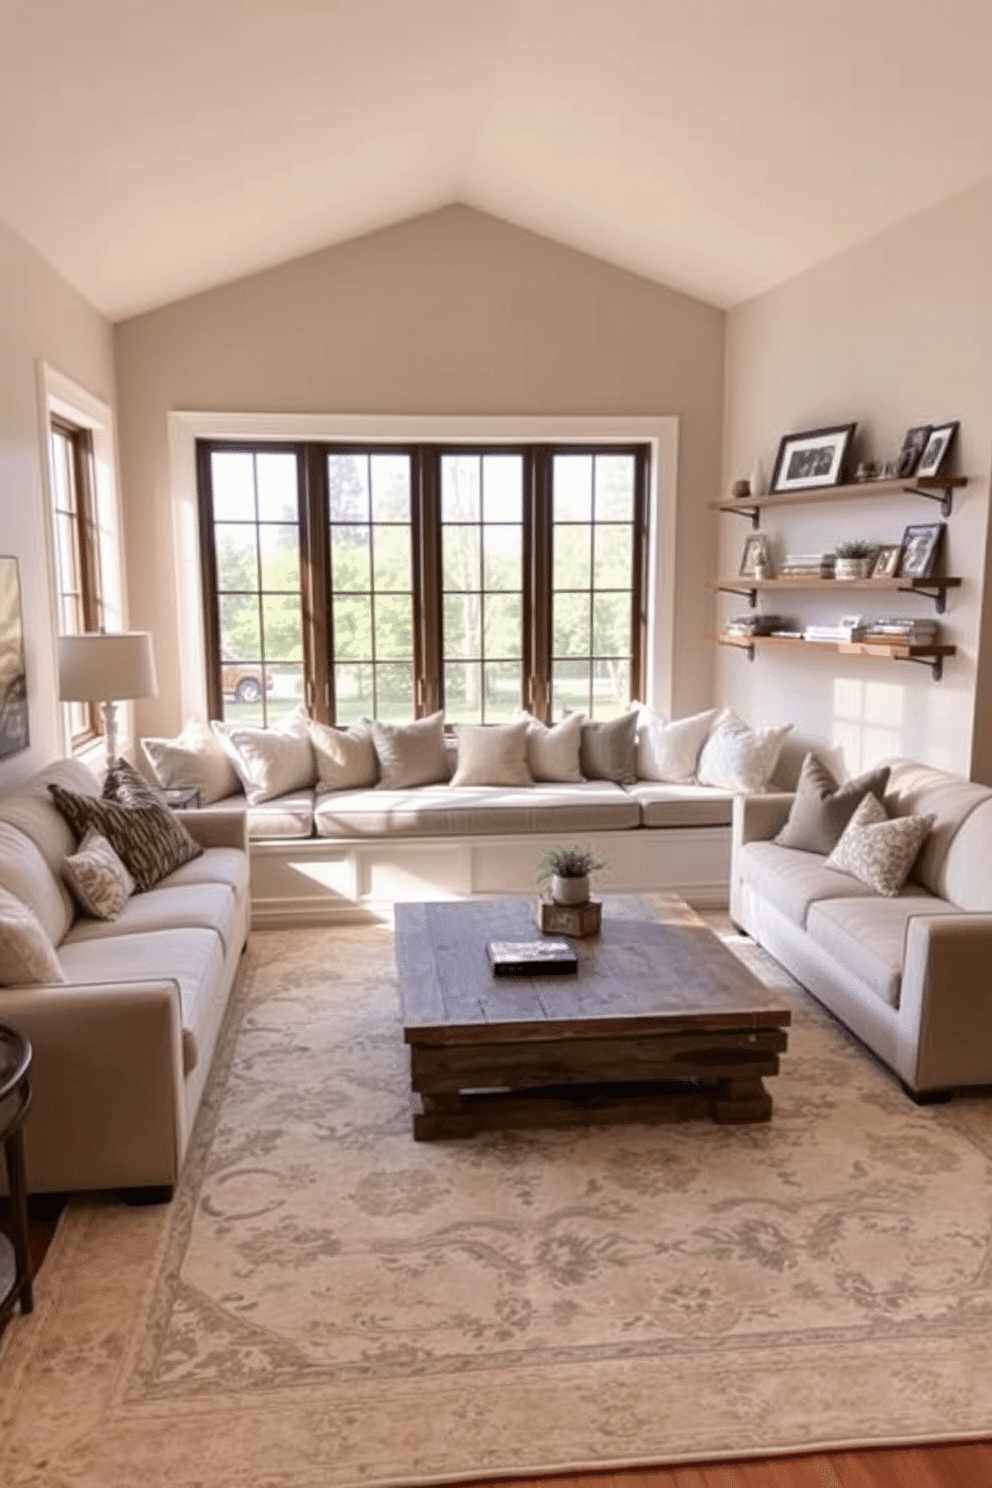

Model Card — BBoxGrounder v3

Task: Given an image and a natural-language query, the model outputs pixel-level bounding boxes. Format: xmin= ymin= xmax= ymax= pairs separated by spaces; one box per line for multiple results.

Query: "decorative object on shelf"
xmin=536 ymin=897 xmax=603 ymax=938
xmin=898 ymin=522 xmax=945 ymax=579
xmin=895 ymin=425 xmax=932 ymax=478
xmin=872 ymin=544 xmax=903 ymax=578
xmin=854 ymin=460 xmax=880 ymax=482
xmin=833 ymin=540 xmax=877 ymax=580
xmin=537 ymin=844 xmax=605 ymax=907
xmin=725 ymin=613 xmax=791 ymax=637
xmin=770 ymin=423 xmax=856 ymax=493
xmin=486 ymin=939 xmax=578 ymax=977
xmin=0 ymin=558 xmax=29 ymax=762
xmin=749 ymin=458 xmax=766 ymax=497
xmin=916 ymin=421 xmax=959 ymax=479
xmin=739 ymin=531 xmax=773 ymax=579
xmin=881 ymin=458 xmax=899 ymax=479
xmin=730 ymin=477 xmax=751 ymax=499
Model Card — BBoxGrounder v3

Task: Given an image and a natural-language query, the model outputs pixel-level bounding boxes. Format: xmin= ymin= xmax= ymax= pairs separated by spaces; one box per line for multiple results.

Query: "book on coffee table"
xmin=486 ymin=940 xmax=578 ymax=977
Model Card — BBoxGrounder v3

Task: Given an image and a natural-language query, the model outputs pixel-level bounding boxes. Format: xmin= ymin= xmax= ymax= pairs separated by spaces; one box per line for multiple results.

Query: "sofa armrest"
xmin=0 ymin=979 xmax=185 ymax=1192
xmin=175 ymin=806 xmax=248 ymax=852
xmin=899 ymin=914 xmax=992 ymax=1091
xmin=732 ymin=791 xmax=794 ymax=847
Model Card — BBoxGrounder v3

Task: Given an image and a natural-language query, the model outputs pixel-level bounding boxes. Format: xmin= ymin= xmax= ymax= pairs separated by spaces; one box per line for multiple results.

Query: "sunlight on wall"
xmin=832 ymin=676 xmax=906 ymax=772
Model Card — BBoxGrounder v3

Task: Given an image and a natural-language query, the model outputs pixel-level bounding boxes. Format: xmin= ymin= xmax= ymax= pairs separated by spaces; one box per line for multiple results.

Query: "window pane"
xmin=56 ymin=513 xmax=80 ymax=595
xmin=591 ymin=659 xmax=629 ymax=720
xmin=441 ymin=454 xmax=481 ymax=521
xmin=482 ymin=455 xmax=522 ymax=523
xmin=553 ymin=523 xmax=591 ymax=591
xmin=268 ymin=663 xmax=305 ymax=712
xmin=335 ymin=662 xmax=375 ymax=723
xmin=259 ymin=525 xmax=300 ymax=591
xmin=60 ymin=595 xmax=82 ymax=633
xmin=484 ymin=593 xmax=521 ymax=659
xmin=374 ymin=663 xmax=414 ymax=721
xmin=483 ymin=524 xmax=522 ymax=591
xmin=261 ymin=593 xmax=303 ymax=663
xmin=215 ymin=524 xmax=258 ymax=591
xmin=594 ymin=525 xmax=633 ymax=589
xmin=370 ymin=454 xmax=410 ymax=521
xmin=444 ymin=592 xmax=481 ymax=659
xmin=328 ymin=454 xmax=369 ymax=522
xmin=255 ymin=452 xmax=298 ymax=522
xmin=443 ymin=526 xmax=480 ymax=591
xmin=595 ymin=454 xmax=635 ymax=520
xmin=219 ymin=593 xmax=260 ymax=660
xmin=552 ymin=660 xmax=591 ymax=718
xmin=593 ymin=592 xmax=630 ymax=657
xmin=554 ymin=454 xmax=593 ymax=521
xmin=374 ymin=594 xmax=413 ymax=661
xmin=372 ymin=523 xmax=412 ymax=592
xmin=445 ymin=660 xmax=483 ymax=724
xmin=553 ymin=593 xmax=591 ymax=658
xmin=334 ymin=595 xmax=373 ymax=660
xmin=331 ymin=526 xmax=371 ymax=593
xmin=50 ymin=433 xmax=72 ymax=510
xmin=483 ymin=661 xmax=522 ymax=723
xmin=211 ymin=452 xmax=255 ymax=521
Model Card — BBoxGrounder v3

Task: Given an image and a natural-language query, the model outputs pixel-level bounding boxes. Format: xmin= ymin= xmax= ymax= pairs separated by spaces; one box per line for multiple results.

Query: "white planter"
xmin=835 ymin=557 xmax=873 ymax=580
xmin=551 ymin=874 xmax=589 ymax=905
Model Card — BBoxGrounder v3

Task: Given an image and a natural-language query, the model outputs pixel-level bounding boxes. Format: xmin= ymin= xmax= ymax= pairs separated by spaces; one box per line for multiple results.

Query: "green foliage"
xmin=834 ymin=540 xmax=876 ymax=559
xmin=536 ymin=844 xmax=607 ymax=881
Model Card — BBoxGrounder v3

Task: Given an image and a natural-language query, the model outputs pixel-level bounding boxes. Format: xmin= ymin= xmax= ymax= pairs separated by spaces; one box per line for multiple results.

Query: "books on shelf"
xmin=725 ymin=613 xmax=791 ymax=637
xmin=780 ymin=553 xmax=836 ymax=577
xmin=859 ymin=618 xmax=940 ymax=645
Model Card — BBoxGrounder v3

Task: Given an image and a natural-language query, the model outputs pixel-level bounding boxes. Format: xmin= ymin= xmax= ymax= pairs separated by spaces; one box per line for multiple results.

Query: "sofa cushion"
xmin=884 ymin=759 xmax=992 ymax=897
xmin=215 ymin=711 xmax=316 ymax=805
xmin=159 ymin=846 xmax=249 ymax=899
xmin=737 ymin=840 xmax=878 ymax=928
xmin=775 ymin=754 xmax=892 ymax=855
xmin=370 ymin=710 xmax=450 ymax=789
xmin=0 ymin=821 xmax=73 ymax=946
xmin=0 ymin=884 xmax=66 ymax=986
xmin=204 ymin=789 xmax=314 ymax=841
xmin=806 ymin=894 xmax=962 ymax=1008
xmin=451 ymin=721 xmax=533 ymax=787
xmin=697 ymin=708 xmax=791 ymax=793
xmin=941 ymin=798 xmax=992 ymax=912
xmin=579 ymin=712 xmax=639 ymax=786
xmin=634 ymin=705 xmax=717 ymax=784
xmin=48 ymin=785 xmax=203 ymax=892
xmin=308 ymin=718 xmax=379 ymax=791
xmin=314 ymin=781 xmax=639 ymax=838
xmin=826 ymin=793 xmax=934 ymax=897
xmin=63 ymin=881 xmax=239 ymax=957
xmin=62 ymin=828 xmax=135 ymax=920
xmin=141 ymin=717 xmax=242 ymax=805
xmin=518 ymin=713 xmax=584 ymax=783
xmin=624 ymin=782 xmax=735 ymax=828
xmin=0 ymin=758 xmax=100 ymax=884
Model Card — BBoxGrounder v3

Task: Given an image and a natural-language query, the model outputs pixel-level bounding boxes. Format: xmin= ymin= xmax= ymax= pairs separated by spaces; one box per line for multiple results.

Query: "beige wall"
xmin=113 ymin=205 xmax=725 ymax=739
xmin=723 ymin=177 xmax=992 ymax=784
xmin=0 ymin=217 xmax=116 ymax=792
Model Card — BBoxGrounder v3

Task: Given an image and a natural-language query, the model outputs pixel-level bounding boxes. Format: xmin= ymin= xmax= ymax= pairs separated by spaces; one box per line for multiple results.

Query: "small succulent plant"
xmin=834 ymin=539 xmax=877 ymax=559
xmin=537 ymin=845 xmax=606 ymax=881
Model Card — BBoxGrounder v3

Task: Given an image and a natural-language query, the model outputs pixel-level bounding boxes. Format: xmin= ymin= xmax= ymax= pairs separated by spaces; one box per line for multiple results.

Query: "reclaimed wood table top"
xmin=394 ymin=894 xmax=791 ymax=1045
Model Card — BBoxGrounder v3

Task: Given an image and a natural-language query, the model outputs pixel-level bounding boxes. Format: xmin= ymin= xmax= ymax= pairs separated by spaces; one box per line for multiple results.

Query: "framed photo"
xmin=871 ymin=544 xmax=902 ymax=578
xmin=915 ymin=421 xmax=959 ymax=479
xmin=739 ymin=532 xmax=772 ymax=578
xmin=0 ymin=557 xmax=29 ymax=761
xmin=895 ymin=425 xmax=931 ymax=478
xmin=770 ymin=423 xmax=856 ymax=493
xmin=897 ymin=523 xmax=945 ymax=579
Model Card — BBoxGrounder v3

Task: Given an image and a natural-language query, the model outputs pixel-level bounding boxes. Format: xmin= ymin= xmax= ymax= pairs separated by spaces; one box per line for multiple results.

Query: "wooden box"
xmin=536 ymin=898 xmax=602 ymax=938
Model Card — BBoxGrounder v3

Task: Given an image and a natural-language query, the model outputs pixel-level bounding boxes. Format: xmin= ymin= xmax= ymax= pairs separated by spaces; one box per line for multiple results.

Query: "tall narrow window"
xmin=49 ymin=417 xmax=100 ymax=744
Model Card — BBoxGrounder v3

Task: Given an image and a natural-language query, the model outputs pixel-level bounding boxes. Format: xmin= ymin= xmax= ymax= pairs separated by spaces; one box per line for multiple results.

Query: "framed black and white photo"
xmin=871 ymin=544 xmax=902 ymax=578
xmin=915 ymin=421 xmax=959 ymax=479
xmin=739 ymin=532 xmax=772 ymax=578
xmin=770 ymin=423 xmax=856 ymax=493
xmin=0 ymin=557 xmax=29 ymax=761
xmin=898 ymin=523 xmax=945 ymax=579
xmin=895 ymin=425 xmax=932 ymax=478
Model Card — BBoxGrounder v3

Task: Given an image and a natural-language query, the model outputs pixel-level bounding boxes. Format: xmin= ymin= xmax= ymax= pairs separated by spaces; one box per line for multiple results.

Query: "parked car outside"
xmin=221 ymin=649 xmax=273 ymax=705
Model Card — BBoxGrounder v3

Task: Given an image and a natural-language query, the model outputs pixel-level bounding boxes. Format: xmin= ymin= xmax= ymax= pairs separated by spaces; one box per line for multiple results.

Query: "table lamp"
xmin=58 ymin=631 xmax=158 ymax=768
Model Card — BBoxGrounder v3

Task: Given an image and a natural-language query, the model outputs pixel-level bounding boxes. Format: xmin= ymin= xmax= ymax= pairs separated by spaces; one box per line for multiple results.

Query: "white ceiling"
xmin=3 ymin=0 xmax=992 ymax=321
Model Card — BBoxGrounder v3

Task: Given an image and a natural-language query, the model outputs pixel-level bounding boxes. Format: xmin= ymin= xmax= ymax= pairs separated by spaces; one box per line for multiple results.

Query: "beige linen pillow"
xmin=451 ymin=722 xmax=533 ymax=787
xmin=634 ymin=704 xmax=717 ymax=783
xmin=776 ymin=754 xmax=892 ymax=855
xmin=142 ymin=718 xmax=241 ymax=804
xmin=0 ymin=885 xmax=66 ymax=986
xmin=62 ymin=827 xmax=135 ymax=920
xmin=308 ymin=719 xmax=379 ymax=792
xmin=826 ymin=792 xmax=934 ymax=897
xmin=370 ymin=711 xmax=450 ymax=789
xmin=696 ymin=708 xmax=791 ymax=793
xmin=516 ymin=712 xmax=584 ymax=783
xmin=215 ymin=710 xmax=316 ymax=804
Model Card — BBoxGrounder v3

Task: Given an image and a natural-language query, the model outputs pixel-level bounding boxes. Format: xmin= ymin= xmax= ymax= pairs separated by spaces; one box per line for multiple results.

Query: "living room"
xmin=3 ymin=4 xmax=992 ymax=1485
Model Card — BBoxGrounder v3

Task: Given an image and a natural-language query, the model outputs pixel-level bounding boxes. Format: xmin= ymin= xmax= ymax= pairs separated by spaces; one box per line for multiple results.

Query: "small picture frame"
xmin=898 ymin=523 xmax=945 ymax=579
xmin=739 ymin=532 xmax=773 ymax=578
xmin=770 ymin=423 xmax=856 ymax=493
xmin=871 ymin=544 xmax=902 ymax=578
xmin=915 ymin=421 xmax=959 ymax=479
xmin=895 ymin=425 xmax=932 ymax=478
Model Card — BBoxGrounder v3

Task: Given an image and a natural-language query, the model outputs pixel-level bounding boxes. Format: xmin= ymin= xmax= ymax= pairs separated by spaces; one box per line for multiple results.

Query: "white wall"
xmin=0 ymin=217 xmax=116 ymax=792
xmin=722 ymin=176 xmax=992 ymax=784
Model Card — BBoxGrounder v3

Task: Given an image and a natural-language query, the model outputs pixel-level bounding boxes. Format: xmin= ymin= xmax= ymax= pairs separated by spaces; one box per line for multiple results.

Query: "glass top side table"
xmin=0 ymin=1024 xmax=33 ymax=1320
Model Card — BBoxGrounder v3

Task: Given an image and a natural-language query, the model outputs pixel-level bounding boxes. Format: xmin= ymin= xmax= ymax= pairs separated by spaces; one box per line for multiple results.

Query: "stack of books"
xmin=725 ymin=613 xmax=791 ymax=638
xmin=857 ymin=617 xmax=940 ymax=646
xmin=804 ymin=617 xmax=868 ymax=643
xmin=779 ymin=553 xmax=836 ymax=578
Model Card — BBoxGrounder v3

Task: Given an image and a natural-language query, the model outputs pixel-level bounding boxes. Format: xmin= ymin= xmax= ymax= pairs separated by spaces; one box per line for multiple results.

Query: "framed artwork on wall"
xmin=898 ymin=523 xmax=945 ymax=579
xmin=916 ymin=421 xmax=959 ymax=479
xmin=895 ymin=425 xmax=931 ymax=478
xmin=770 ymin=423 xmax=856 ymax=492
xmin=0 ymin=557 xmax=29 ymax=761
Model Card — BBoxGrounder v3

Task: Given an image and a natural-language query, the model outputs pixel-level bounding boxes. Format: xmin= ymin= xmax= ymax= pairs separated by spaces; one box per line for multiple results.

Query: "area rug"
xmin=5 ymin=919 xmax=992 ymax=1487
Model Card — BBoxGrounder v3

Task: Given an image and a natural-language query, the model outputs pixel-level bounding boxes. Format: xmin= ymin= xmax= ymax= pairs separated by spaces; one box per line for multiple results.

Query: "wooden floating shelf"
xmin=713 ymin=630 xmax=956 ymax=680
xmin=708 ymin=573 xmax=962 ymax=613
xmin=713 ymin=475 xmax=967 ymax=524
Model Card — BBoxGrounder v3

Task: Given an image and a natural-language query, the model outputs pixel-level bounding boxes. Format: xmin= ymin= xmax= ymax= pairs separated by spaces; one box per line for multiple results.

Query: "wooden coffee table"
xmin=393 ymin=894 xmax=791 ymax=1140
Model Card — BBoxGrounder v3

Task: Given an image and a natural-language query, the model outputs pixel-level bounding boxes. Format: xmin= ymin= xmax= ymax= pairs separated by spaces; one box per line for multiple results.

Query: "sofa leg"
xmin=119 ymin=1184 xmax=175 ymax=1206
xmin=901 ymin=1081 xmax=953 ymax=1106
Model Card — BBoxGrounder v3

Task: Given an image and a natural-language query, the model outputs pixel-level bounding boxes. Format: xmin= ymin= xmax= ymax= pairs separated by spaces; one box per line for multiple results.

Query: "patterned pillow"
xmin=0 ymin=885 xmax=66 ymax=986
xmin=48 ymin=784 xmax=202 ymax=892
xmin=826 ymin=792 xmax=934 ymax=897
xmin=62 ymin=827 xmax=135 ymax=919
xmin=103 ymin=756 xmax=169 ymax=808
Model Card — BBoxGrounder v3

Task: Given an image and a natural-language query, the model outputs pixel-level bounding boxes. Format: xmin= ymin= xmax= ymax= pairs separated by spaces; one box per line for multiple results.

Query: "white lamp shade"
xmin=58 ymin=631 xmax=158 ymax=703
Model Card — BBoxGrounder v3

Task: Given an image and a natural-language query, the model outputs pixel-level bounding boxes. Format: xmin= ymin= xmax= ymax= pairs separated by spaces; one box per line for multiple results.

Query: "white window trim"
xmin=168 ymin=412 xmax=679 ymax=723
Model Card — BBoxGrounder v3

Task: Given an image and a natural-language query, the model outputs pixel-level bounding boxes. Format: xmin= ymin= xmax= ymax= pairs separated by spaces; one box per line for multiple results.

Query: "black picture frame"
xmin=770 ymin=423 xmax=856 ymax=493
xmin=0 ymin=556 xmax=29 ymax=761
xmin=915 ymin=421 xmax=959 ymax=479
xmin=897 ymin=523 xmax=945 ymax=579
xmin=895 ymin=425 xmax=932 ymax=479
xmin=872 ymin=544 xmax=902 ymax=578
xmin=739 ymin=532 xmax=772 ymax=578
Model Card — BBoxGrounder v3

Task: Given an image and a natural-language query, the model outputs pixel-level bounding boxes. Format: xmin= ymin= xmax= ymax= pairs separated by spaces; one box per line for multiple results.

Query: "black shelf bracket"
xmin=717 ymin=583 xmax=758 ymax=607
xmin=897 ymin=582 xmax=950 ymax=614
xmin=896 ymin=654 xmax=945 ymax=681
xmin=908 ymin=484 xmax=955 ymax=517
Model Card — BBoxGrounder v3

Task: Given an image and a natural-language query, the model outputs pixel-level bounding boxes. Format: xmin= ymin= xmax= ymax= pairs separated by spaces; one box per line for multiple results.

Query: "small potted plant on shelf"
xmin=833 ymin=540 xmax=877 ymax=580
xmin=537 ymin=845 xmax=606 ymax=906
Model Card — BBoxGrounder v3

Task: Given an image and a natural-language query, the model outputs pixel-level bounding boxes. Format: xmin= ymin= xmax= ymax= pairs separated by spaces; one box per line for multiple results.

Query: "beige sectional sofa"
xmin=731 ymin=758 xmax=992 ymax=1098
xmin=0 ymin=758 xmax=249 ymax=1198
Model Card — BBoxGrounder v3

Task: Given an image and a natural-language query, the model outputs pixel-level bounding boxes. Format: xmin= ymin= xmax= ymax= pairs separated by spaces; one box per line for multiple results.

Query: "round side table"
xmin=0 ymin=1024 xmax=33 ymax=1319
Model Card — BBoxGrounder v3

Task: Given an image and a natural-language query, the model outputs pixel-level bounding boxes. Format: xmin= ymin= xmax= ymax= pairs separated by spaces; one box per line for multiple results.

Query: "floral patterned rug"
xmin=5 ymin=918 xmax=992 ymax=1487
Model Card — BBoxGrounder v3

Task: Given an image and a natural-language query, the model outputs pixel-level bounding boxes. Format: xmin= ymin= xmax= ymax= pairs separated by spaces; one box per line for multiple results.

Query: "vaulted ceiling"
xmin=3 ymin=0 xmax=992 ymax=321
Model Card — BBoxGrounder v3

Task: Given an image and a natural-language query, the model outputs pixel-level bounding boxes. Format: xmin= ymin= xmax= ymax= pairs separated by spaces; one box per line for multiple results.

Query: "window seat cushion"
xmin=313 ymin=781 xmax=639 ymax=839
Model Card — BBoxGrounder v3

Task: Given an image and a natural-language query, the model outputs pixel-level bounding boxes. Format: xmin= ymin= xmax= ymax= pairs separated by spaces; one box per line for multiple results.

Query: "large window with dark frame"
xmin=49 ymin=416 xmax=102 ymax=746
xmin=197 ymin=440 xmax=649 ymax=728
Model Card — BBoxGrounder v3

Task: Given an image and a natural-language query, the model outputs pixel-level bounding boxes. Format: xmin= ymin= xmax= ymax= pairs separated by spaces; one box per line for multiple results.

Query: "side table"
xmin=0 ymin=1024 xmax=33 ymax=1319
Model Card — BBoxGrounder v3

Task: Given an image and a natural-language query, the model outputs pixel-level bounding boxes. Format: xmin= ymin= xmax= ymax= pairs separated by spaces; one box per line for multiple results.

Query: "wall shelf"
xmin=708 ymin=574 xmax=962 ymax=614
xmin=712 ymin=475 xmax=967 ymax=528
xmin=714 ymin=630 xmax=956 ymax=682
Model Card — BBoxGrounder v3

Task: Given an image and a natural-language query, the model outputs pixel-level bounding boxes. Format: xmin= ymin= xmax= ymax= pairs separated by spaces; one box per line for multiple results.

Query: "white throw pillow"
xmin=369 ymin=711 xmax=451 ymax=790
xmin=61 ymin=827 xmax=135 ymax=920
xmin=309 ymin=718 xmax=379 ymax=792
xmin=0 ymin=885 xmax=66 ymax=985
xmin=695 ymin=708 xmax=791 ymax=793
xmin=826 ymin=792 xmax=935 ymax=897
xmin=213 ymin=710 xmax=316 ymax=805
xmin=451 ymin=722 xmax=533 ymax=788
xmin=516 ymin=712 xmax=584 ymax=783
xmin=635 ymin=704 xmax=717 ymax=783
xmin=142 ymin=718 xmax=241 ymax=805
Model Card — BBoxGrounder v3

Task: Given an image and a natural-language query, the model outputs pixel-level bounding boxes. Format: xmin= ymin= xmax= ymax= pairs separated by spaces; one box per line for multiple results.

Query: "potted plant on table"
xmin=537 ymin=845 xmax=606 ymax=906
xmin=834 ymin=540 xmax=877 ymax=580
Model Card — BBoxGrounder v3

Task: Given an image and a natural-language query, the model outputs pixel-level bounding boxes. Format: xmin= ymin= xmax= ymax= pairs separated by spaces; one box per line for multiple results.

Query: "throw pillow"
xmin=308 ymin=718 xmax=379 ymax=792
xmin=369 ymin=711 xmax=450 ymax=790
xmin=61 ymin=827 xmax=135 ymax=920
xmin=578 ymin=711 xmax=639 ymax=786
xmin=515 ymin=712 xmax=584 ymax=783
xmin=696 ymin=708 xmax=792 ymax=793
xmin=214 ymin=710 xmax=316 ymax=805
xmin=103 ymin=756 xmax=169 ymax=808
xmin=776 ymin=754 xmax=892 ymax=855
xmin=826 ymin=792 xmax=935 ymax=897
xmin=141 ymin=718 xmax=241 ymax=805
xmin=634 ymin=704 xmax=717 ymax=783
xmin=450 ymin=721 xmax=533 ymax=788
xmin=47 ymin=784 xmax=203 ymax=892
xmin=0 ymin=885 xmax=66 ymax=986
